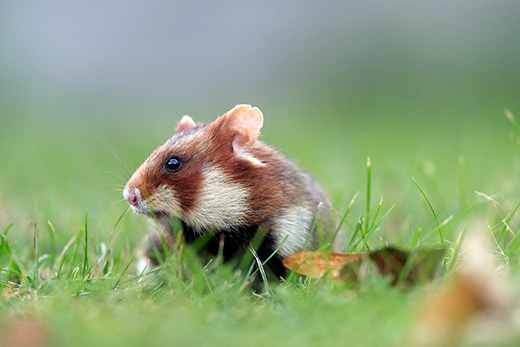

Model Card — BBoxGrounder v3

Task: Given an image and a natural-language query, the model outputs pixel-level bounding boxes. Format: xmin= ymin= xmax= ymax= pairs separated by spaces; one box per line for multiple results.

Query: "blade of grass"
xmin=344 ymin=217 xmax=363 ymax=252
xmin=411 ymin=225 xmax=421 ymax=247
xmin=368 ymin=197 xmax=384 ymax=231
xmin=55 ymin=236 xmax=77 ymax=279
xmin=333 ymin=192 xmax=359 ymax=238
xmin=33 ymin=222 xmax=40 ymax=286
xmin=1 ymin=232 xmax=23 ymax=284
xmin=364 ymin=157 xmax=372 ymax=239
xmin=3 ymin=223 xmax=14 ymax=236
xmin=352 ymin=204 xmax=395 ymax=253
xmin=82 ymin=211 xmax=89 ymax=279
xmin=46 ymin=221 xmax=58 ymax=263
xmin=412 ymin=177 xmax=445 ymax=245
xmin=446 ymin=227 xmax=466 ymax=272
xmin=503 ymin=203 xmax=520 ymax=252
xmin=112 ymin=258 xmax=134 ymax=290
xmin=94 ymin=207 xmax=130 ymax=276
xmin=243 ymin=234 xmax=288 ymax=286
xmin=248 ymin=246 xmax=270 ymax=293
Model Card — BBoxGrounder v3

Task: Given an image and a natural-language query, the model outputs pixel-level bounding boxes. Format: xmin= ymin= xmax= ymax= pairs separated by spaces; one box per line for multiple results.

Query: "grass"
xmin=0 ymin=105 xmax=519 ymax=346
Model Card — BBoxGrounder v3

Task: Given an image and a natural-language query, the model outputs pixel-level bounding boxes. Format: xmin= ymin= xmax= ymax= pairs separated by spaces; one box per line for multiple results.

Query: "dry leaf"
xmin=413 ymin=231 xmax=518 ymax=346
xmin=282 ymin=251 xmax=362 ymax=279
xmin=283 ymin=246 xmax=444 ymax=286
xmin=368 ymin=247 xmax=445 ymax=285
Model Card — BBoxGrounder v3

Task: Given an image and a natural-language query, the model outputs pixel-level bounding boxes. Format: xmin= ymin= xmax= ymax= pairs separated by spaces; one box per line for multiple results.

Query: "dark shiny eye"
xmin=164 ymin=156 xmax=182 ymax=172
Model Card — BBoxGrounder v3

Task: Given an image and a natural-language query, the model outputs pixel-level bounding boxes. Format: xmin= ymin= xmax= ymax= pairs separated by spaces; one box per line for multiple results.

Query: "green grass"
xmin=0 ymin=105 xmax=519 ymax=346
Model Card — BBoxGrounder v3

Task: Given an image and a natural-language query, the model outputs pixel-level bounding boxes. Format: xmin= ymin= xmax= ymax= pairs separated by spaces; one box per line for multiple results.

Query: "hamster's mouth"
xmin=129 ymin=204 xmax=168 ymax=219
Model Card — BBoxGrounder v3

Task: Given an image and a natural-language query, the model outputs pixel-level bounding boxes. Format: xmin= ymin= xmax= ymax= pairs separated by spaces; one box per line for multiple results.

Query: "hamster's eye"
xmin=164 ymin=156 xmax=182 ymax=172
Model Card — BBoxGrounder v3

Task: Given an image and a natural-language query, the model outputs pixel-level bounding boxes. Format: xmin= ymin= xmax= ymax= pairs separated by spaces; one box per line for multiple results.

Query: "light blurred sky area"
xmin=1 ymin=1 xmax=519 ymax=120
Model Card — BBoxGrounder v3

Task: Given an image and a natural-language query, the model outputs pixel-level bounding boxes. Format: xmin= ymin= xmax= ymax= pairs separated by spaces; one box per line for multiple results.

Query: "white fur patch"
xmin=136 ymin=257 xmax=152 ymax=276
xmin=272 ymin=206 xmax=314 ymax=258
xmin=150 ymin=185 xmax=183 ymax=216
xmin=184 ymin=167 xmax=248 ymax=232
xmin=124 ymin=183 xmax=183 ymax=219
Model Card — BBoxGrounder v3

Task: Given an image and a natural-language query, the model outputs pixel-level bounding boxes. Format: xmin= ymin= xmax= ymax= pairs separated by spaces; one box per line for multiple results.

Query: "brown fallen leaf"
xmin=282 ymin=251 xmax=363 ymax=279
xmin=368 ymin=247 xmax=445 ymax=285
xmin=283 ymin=246 xmax=444 ymax=286
xmin=412 ymin=231 xmax=518 ymax=346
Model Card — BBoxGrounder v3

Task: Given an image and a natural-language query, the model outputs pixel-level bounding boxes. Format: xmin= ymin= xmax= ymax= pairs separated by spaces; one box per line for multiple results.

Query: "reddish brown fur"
xmin=202 ymin=116 xmax=325 ymax=227
xmin=127 ymin=130 xmax=204 ymax=214
xmin=205 ymin=124 xmax=283 ymax=223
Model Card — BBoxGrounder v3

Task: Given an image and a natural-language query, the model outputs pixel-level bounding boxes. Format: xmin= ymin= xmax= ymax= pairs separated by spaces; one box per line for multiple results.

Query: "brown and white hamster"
xmin=123 ymin=104 xmax=339 ymax=278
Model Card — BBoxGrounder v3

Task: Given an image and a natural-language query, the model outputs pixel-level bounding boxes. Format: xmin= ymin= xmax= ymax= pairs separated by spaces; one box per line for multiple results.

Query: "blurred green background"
xmin=1 ymin=1 xmax=519 ymax=245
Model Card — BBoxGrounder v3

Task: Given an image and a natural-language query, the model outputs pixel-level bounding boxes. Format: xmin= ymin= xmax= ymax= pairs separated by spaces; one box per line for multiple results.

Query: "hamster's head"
xmin=123 ymin=104 xmax=264 ymax=230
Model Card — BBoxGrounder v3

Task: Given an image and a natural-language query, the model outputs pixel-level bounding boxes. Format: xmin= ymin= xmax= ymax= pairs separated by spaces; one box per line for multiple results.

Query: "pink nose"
xmin=123 ymin=186 xmax=140 ymax=207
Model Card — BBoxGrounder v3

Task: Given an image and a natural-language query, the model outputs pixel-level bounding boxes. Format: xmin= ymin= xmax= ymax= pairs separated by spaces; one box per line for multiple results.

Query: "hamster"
xmin=123 ymin=104 xmax=340 ymax=279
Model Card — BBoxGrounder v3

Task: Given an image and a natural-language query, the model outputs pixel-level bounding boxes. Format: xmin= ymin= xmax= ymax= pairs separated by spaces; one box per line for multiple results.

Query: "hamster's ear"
xmin=214 ymin=104 xmax=263 ymax=155
xmin=176 ymin=115 xmax=197 ymax=134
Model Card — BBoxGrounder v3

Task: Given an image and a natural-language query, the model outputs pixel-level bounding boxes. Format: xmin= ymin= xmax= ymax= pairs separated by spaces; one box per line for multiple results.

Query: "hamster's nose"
xmin=123 ymin=186 xmax=139 ymax=207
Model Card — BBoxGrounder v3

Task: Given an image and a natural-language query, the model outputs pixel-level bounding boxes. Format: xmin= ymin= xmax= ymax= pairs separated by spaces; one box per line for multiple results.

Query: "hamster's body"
xmin=124 ymin=105 xmax=339 ymax=278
